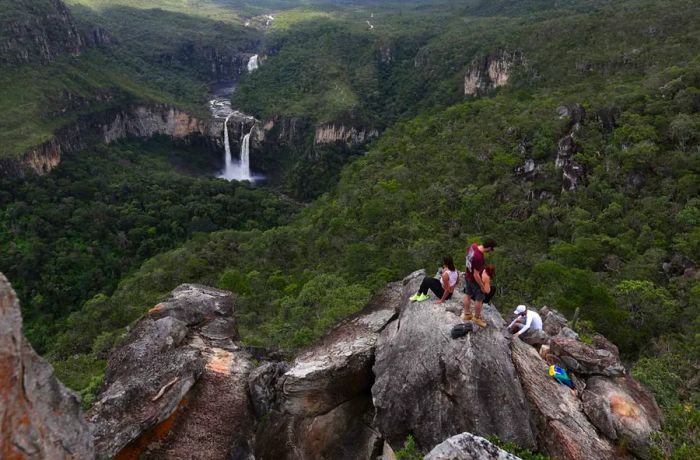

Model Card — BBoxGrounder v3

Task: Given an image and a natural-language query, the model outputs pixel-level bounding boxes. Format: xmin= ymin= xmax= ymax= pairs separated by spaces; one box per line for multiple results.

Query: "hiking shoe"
xmin=415 ymin=294 xmax=430 ymax=302
xmin=473 ymin=317 xmax=487 ymax=328
xmin=461 ymin=312 xmax=474 ymax=322
xmin=409 ymin=293 xmax=420 ymax=301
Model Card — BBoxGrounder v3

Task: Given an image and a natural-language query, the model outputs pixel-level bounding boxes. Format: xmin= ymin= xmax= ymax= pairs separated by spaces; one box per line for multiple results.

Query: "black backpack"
xmin=451 ymin=322 xmax=475 ymax=339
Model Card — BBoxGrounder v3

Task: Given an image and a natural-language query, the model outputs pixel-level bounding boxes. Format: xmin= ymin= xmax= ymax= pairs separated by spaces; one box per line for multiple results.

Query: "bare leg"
xmin=475 ymin=299 xmax=484 ymax=319
xmin=462 ymin=295 xmax=472 ymax=315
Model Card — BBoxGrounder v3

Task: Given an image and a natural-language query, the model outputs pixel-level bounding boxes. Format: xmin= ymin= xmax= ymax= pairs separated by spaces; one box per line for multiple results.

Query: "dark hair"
xmin=484 ymin=264 xmax=496 ymax=277
xmin=483 ymin=238 xmax=497 ymax=250
xmin=443 ymin=255 xmax=456 ymax=271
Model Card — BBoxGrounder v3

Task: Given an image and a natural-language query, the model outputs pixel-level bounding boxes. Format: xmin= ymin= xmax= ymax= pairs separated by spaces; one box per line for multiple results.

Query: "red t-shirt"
xmin=465 ymin=243 xmax=485 ymax=282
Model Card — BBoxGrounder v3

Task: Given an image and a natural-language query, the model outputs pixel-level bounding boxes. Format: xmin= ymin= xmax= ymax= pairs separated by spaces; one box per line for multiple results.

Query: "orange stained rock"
xmin=610 ymin=394 xmax=638 ymax=418
xmin=205 ymin=349 xmax=233 ymax=375
xmin=115 ymin=398 xmax=188 ymax=460
xmin=148 ymin=303 xmax=165 ymax=315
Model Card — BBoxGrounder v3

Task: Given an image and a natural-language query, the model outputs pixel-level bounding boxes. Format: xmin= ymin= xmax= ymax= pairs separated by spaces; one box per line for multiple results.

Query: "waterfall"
xmin=219 ymin=118 xmax=254 ymax=181
xmin=240 ymin=130 xmax=252 ymax=175
xmin=247 ymin=54 xmax=259 ymax=72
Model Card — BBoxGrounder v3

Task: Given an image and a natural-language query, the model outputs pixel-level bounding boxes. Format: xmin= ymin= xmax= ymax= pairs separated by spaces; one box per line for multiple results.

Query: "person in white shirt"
xmin=507 ymin=304 xmax=543 ymax=342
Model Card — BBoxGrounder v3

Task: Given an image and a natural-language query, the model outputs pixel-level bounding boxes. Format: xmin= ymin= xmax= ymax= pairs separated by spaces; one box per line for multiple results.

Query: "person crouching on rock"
xmin=507 ymin=304 xmax=543 ymax=344
xmin=462 ymin=238 xmax=496 ymax=328
xmin=410 ymin=256 xmax=459 ymax=304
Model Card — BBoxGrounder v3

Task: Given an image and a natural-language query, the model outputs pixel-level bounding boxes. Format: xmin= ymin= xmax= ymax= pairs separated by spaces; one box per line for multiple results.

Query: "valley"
xmin=0 ymin=0 xmax=699 ymax=458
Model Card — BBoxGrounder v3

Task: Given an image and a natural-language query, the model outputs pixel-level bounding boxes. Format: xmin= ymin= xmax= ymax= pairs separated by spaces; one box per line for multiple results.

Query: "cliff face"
xmin=0 ymin=0 xmax=85 ymax=64
xmin=464 ymin=50 xmax=522 ymax=96
xmin=314 ymin=123 xmax=379 ymax=146
xmin=0 ymin=105 xmax=219 ymax=178
xmin=0 ymin=273 xmax=94 ymax=459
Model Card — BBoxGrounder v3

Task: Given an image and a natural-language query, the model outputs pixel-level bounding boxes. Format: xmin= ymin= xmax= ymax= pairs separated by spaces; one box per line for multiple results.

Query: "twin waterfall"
xmin=214 ymin=54 xmax=260 ymax=182
xmin=219 ymin=114 xmax=254 ymax=182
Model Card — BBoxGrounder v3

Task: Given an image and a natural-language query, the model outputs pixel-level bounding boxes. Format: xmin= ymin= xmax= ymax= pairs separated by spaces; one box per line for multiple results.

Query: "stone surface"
xmin=425 ymin=432 xmax=521 ymax=460
xmin=314 ymin=124 xmax=380 ymax=146
xmin=582 ymin=375 xmax=662 ymax=460
xmin=253 ymin=282 xmax=402 ymax=459
xmin=549 ymin=335 xmax=624 ymax=376
xmin=280 ymin=282 xmax=401 ymax=417
xmin=510 ymin=339 xmax=616 ymax=460
xmin=539 ymin=306 xmax=568 ymax=336
xmin=88 ymin=284 xmax=254 ymax=460
xmin=0 ymin=273 xmax=95 ymax=459
xmin=256 ymin=395 xmax=382 ymax=460
xmin=249 ymin=362 xmax=290 ymax=417
xmin=372 ymin=271 xmax=536 ymax=452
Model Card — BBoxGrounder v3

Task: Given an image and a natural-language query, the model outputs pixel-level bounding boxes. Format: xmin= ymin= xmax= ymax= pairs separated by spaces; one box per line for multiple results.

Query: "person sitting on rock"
xmin=508 ymin=304 xmax=543 ymax=345
xmin=461 ymin=238 xmax=496 ymax=327
xmin=410 ymin=256 xmax=459 ymax=303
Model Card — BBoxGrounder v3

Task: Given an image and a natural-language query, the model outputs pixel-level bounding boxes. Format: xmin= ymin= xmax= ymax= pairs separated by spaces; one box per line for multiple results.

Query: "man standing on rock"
xmin=462 ymin=238 xmax=496 ymax=327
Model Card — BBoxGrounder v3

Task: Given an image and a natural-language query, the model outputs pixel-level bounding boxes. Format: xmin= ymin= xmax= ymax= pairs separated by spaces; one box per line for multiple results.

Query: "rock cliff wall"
xmin=0 ymin=0 xmax=85 ymax=64
xmin=464 ymin=50 xmax=522 ymax=96
xmin=0 ymin=273 xmax=95 ymax=459
xmin=0 ymin=105 xmax=220 ymax=178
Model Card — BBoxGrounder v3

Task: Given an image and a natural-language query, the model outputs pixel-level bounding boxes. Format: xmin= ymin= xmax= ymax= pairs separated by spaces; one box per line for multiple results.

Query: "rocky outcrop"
xmin=510 ymin=340 xmax=617 ymax=460
xmin=582 ymin=376 xmax=662 ymax=459
xmin=0 ymin=273 xmax=95 ymax=459
xmin=155 ymin=47 xmax=257 ymax=82
xmin=373 ymin=271 xmax=537 ymax=451
xmin=314 ymin=124 xmax=380 ymax=146
xmin=88 ymin=284 xmax=255 ymax=460
xmin=253 ymin=281 xmax=402 ymax=459
xmin=549 ymin=335 xmax=625 ymax=376
xmin=425 ymin=432 xmax=521 ymax=460
xmin=0 ymin=105 xmax=220 ymax=178
xmin=555 ymin=104 xmax=586 ymax=191
xmin=464 ymin=50 xmax=522 ymax=96
xmin=0 ymin=0 xmax=84 ymax=64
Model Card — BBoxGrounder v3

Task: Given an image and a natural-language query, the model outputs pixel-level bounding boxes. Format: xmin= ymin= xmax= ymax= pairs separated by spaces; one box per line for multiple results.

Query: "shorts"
xmin=464 ymin=279 xmax=486 ymax=302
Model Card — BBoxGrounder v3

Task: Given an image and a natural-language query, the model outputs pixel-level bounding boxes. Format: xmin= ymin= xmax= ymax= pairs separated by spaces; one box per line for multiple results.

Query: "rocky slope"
xmin=1 ymin=270 xmax=663 ymax=459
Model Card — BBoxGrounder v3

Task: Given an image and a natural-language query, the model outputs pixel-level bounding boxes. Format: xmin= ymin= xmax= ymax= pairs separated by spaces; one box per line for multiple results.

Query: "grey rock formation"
xmin=254 ymin=281 xmax=402 ymax=459
xmin=425 ymin=432 xmax=521 ymax=460
xmin=582 ymin=376 xmax=662 ymax=460
xmin=249 ymin=362 xmax=290 ymax=417
xmin=555 ymin=104 xmax=586 ymax=191
xmin=510 ymin=339 xmax=616 ymax=460
xmin=539 ymin=306 xmax=568 ymax=336
xmin=372 ymin=271 xmax=536 ymax=452
xmin=314 ymin=124 xmax=380 ymax=146
xmin=88 ymin=284 xmax=254 ymax=459
xmin=0 ymin=273 xmax=95 ymax=459
xmin=549 ymin=336 xmax=624 ymax=376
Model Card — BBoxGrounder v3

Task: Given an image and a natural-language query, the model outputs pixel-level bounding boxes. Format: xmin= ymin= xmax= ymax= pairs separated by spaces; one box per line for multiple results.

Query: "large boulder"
xmin=510 ymin=339 xmax=616 ymax=460
xmin=372 ymin=271 xmax=536 ymax=452
xmin=280 ymin=281 xmax=402 ymax=417
xmin=582 ymin=375 xmax=662 ymax=459
xmin=425 ymin=432 xmax=521 ymax=460
xmin=538 ymin=306 xmax=568 ymax=336
xmin=88 ymin=284 xmax=254 ymax=459
xmin=549 ymin=335 xmax=624 ymax=376
xmin=253 ymin=281 xmax=402 ymax=459
xmin=256 ymin=395 xmax=382 ymax=460
xmin=0 ymin=273 xmax=95 ymax=459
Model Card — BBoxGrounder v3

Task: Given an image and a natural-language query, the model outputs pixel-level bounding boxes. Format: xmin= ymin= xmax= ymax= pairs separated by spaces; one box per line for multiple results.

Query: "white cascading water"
xmin=247 ymin=54 xmax=259 ymax=72
xmin=219 ymin=116 xmax=254 ymax=181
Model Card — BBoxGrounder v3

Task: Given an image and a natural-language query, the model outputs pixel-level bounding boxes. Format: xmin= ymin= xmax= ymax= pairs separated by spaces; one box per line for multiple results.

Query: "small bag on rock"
xmin=451 ymin=322 xmax=474 ymax=339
